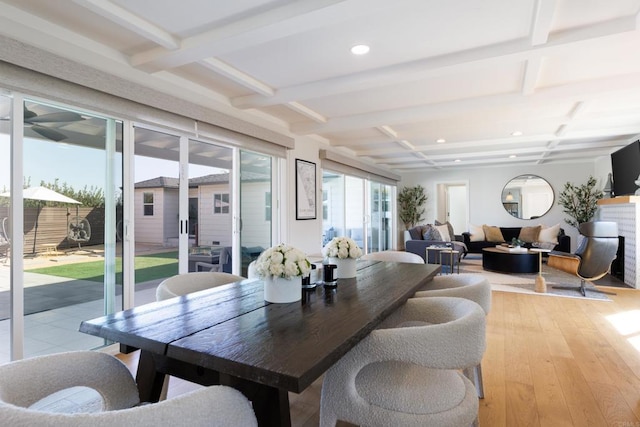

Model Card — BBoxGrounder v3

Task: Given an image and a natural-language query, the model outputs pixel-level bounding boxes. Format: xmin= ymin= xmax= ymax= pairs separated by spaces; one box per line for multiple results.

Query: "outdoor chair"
xmin=0 ymin=217 xmax=9 ymax=263
xmin=548 ymin=221 xmax=619 ymax=297
xmin=67 ymin=216 xmax=91 ymax=251
xmin=0 ymin=350 xmax=257 ymax=426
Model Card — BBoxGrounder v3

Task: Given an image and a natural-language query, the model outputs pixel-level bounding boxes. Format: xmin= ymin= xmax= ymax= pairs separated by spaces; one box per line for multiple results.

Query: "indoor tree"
xmin=398 ymin=185 xmax=427 ymax=230
xmin=558 ymin=175 xmax=603 ymax=228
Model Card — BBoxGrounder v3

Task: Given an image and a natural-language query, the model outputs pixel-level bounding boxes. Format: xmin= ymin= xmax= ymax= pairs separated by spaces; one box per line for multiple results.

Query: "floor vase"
xmin=263 ymin=276 xmax=302 ymax=303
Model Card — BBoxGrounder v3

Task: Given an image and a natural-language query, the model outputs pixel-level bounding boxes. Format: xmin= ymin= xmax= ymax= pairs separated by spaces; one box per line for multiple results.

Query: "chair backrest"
xmin=156 ymin=271 xmax=246 ymax=301
xmin=575 ymin=221 xmax=619 ymax=280
xmin=361 ymin=250 xmax=425 ymax=264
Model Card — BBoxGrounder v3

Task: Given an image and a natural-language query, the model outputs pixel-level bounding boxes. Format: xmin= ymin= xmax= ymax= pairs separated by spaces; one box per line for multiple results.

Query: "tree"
xmin=398 ymin=185 xmax=427 ymax=230
xmin=558 ymin=176 xmax=603 ymax=228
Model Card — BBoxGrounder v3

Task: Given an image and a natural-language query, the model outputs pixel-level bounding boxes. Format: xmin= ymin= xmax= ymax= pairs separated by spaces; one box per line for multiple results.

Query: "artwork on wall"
xmin=295 ymin=159 xmax=316 ymax=220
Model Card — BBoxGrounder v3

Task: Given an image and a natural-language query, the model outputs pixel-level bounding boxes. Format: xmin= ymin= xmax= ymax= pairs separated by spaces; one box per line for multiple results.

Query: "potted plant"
xmin=322 ymin=236 xmax=363 ymax=279
xmin=558 ymin=175 xmax=603 ymax=228
xmin=398 ymin=185 xmax=427 ymax=230
xmin=255 ymin=243 xmax=311 ymax=303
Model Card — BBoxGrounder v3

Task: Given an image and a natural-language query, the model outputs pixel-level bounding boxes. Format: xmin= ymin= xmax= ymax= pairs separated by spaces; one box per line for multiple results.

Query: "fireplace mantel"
xmin=597 ymin=196 xmax=639 ymax=289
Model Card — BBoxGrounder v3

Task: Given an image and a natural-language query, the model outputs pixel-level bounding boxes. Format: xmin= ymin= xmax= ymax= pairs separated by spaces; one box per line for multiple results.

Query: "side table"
xmin=529 ymin=248 xmax=551 ymax=292
xmin=426 ymin=247 xmax=459 ymax=275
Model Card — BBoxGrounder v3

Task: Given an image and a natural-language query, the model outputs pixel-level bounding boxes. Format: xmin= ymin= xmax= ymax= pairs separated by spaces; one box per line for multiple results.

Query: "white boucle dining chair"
xmin=413 ymin=274 xmax=491 ymax=398
xmin=155 ymin=271 xmax=246 ymax=399
xmin=320 ymin=296 xmax=486 ymax=427
xmin=0 ymin=351 xmax=257 ymax=426
xmin=360 ymin=250 xmax=424 ymax=264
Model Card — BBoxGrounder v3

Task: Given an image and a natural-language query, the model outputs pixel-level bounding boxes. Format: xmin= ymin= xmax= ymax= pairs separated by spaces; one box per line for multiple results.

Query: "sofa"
xmin=461 ymin=224 xmax=570 ymax=255
xmin=404 ymin=222 xmax=467 ymax=263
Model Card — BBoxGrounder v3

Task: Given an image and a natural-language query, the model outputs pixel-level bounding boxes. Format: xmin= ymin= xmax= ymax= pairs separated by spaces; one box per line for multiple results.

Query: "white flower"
xmin=322 ymin=237 xmax=362 ymax=259
xmin=255 ymin=243 xmax=311 ymax=279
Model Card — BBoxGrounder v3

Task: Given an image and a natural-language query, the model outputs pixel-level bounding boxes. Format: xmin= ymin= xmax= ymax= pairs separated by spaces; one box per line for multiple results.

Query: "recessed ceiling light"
xmin=511 ymin=131 xmax=523 ymax=136
xmin=436 ymin=138 xmax=446 ymax=144
xmin=509 ymin=155 xmax=517 ymax=158
xmin=454 ymin=159 xmax=461 ymax=163
xmin=350 ymin=44 xmax=370 ymax=55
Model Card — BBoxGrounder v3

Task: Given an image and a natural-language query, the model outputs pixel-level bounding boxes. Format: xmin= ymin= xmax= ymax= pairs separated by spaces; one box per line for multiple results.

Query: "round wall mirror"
xmin=501 ymin=175 xmax=554 ymax=219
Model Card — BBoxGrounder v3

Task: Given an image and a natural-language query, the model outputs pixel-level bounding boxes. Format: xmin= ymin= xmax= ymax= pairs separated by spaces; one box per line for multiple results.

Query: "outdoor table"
xmin=80 ymin=260 xmax=439 ymax=426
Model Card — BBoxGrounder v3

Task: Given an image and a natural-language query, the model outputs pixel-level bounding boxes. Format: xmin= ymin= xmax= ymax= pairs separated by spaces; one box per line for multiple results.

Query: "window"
xmin=143 ymin=192 xmax=154 ymax=216
xmin=214 ymin=193 xmax=229 ymax=214
xmin=265 ymin=192 xmax=271 ymax=221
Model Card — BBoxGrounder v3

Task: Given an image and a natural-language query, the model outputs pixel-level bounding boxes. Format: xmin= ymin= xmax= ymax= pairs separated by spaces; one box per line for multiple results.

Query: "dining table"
xmin=79 ymin=260 xmax=440 ymax=426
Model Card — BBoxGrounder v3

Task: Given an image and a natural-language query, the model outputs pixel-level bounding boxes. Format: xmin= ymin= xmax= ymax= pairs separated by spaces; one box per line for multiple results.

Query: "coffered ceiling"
xmin=1 ymin=0 xmax=640 ymax=172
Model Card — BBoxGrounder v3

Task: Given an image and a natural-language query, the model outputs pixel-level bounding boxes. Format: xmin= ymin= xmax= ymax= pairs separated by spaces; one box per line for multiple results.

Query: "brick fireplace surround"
xmin=597 ymin=196 xmax=639 ymax=289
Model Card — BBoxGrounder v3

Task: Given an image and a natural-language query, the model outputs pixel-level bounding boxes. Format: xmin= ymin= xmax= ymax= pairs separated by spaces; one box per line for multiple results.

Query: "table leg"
xmin=220 ymin=373 xmax=291 ymax=427
xmin=135 ymin=350 xmax=168 ymax=402
xmin=535 ymin=251 xmax=547 ymax=293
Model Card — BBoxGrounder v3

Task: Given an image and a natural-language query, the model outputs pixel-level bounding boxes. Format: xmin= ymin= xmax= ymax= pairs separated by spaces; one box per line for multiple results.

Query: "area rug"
xmin=457 ymin=257 xmax=612 ymax=301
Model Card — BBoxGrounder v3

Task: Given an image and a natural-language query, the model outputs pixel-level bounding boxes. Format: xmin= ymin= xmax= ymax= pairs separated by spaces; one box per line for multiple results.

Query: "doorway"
xmin=436 ymin=182 xmax=469 ymax=235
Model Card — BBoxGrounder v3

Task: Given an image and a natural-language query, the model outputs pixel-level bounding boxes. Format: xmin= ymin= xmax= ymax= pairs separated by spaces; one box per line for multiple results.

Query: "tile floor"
xmin=0 ymin=283 xmax=159 ymax=364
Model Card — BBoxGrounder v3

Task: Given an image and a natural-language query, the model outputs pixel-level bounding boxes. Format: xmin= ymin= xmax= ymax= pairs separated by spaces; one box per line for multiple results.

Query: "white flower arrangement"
xmin=255 ymin=243 xmax=312 ymax=279
xmin=322 ymin=236 xmax=363 ymax=259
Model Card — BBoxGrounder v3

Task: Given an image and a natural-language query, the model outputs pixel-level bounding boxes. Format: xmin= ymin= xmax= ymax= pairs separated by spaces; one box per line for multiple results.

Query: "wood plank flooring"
xmin=116 ymin=285 xmax=640 ymax=426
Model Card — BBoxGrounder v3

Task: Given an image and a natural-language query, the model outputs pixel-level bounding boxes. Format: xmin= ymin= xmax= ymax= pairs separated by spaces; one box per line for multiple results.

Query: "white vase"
xmin=329 ymin=257 xmax=357 ymax=279
xmin=263 ymin=276 xmax=302 ymax=303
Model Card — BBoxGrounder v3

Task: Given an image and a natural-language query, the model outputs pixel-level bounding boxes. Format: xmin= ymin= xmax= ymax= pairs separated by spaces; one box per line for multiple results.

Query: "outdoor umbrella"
xmin=0 ymin=186 xmax=81 ymax=254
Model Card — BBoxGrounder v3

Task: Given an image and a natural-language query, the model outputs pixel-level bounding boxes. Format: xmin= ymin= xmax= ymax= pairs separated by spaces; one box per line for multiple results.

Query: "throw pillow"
xmin=538 ymin=223 xmax=560 ymax=244
xmin=407 ymin=226 xmax=423 ymax=240
xmin=519 ymin=225 xmax=542 ymax=243
xmin=434 ymin=224 xmax=451 ymax=242
xmin=422 ymin=225 xmax=442 ymax=241
xmin=468 ymin=223 xmax=485 ymax=242
xmin=435 ymin=220 xmax=455 ymax=240
xmin=483 ymin=225 xmax=505 ymax=242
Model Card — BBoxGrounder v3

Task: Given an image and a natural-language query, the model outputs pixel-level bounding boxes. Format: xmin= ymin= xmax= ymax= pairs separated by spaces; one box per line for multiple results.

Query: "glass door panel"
xmin=239 ymin=151 xmax=271 ymax=277
xmin=21 ymin=99 xmax=120 ymax=357
xmin=345 ymin=176 xmax=364 ymax=251
xmin=133 ymin=127 xmax=180 ymax=307
xmin=368 ymin=182 xmax=392 ymax=253
xmin=0 ymin=94 xmax=10 ymax=363
xmin=188 ymin=139 xmax=233 ymax=273
xmin=322 ymin=171 xmax=344 ymax=246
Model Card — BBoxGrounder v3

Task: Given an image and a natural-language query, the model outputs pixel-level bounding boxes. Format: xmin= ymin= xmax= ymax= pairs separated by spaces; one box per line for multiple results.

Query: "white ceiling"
xmin=1 ymin=0 xmax=640 ymax=172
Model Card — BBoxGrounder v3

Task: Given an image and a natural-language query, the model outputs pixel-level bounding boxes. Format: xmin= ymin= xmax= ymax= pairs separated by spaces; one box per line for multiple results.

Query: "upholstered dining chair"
xmin=155 ymin=271 xmax=245 ymax=398
xmin=0 ymin=351 xmax=257 ymax=426
xmin=360 ymin=250 xmax=424 ymax=264
xmin=155 ymin=271 xmax=245 ymax=301
xmin=320 ymin=296 xmax=486 ymax=427
xmin=413 ymin=274 xmax=491 ymax=398
xmin=548 ymin=221 xmax=619 ymax=297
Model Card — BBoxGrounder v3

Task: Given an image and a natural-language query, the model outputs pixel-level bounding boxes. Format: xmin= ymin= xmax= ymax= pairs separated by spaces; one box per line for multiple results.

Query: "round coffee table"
xmin=482 ymin=247 xmax=539 ymax=274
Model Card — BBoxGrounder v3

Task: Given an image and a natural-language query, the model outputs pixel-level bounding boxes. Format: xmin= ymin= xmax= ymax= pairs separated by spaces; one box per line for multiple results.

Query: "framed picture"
xmin=295 ymin=159 xmax=316 ymax=220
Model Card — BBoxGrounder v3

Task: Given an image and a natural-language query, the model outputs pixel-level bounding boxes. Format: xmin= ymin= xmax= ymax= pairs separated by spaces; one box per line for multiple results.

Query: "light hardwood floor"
xmin=117 ymin=286 xmax=640 ymax=426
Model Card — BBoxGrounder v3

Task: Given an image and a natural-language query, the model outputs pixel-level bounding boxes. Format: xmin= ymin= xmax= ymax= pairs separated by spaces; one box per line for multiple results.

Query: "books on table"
xmin=494 ymin=245 xmax=528 ymax=253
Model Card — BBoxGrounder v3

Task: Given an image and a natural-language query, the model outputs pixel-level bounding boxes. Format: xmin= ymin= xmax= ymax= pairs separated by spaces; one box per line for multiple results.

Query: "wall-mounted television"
xmin=611 ymin=140 xmax=640 ymax=196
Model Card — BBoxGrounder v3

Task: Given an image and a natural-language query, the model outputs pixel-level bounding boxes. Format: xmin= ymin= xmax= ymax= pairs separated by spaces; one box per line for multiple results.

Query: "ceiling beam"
xmin=290 ymin=72 xmax=640 ymax=134
xmin=73 ymin=0 xmax=180 ymax=49
xmin=199 ymin=58 xmax=274 ymax=96
xmin=232 ymin=16 xmax=638 ymax=109
xmin=530 ymin=0 xmax=557 ymax=45
xmin=129 ymin=0 xmax=382 ymax=72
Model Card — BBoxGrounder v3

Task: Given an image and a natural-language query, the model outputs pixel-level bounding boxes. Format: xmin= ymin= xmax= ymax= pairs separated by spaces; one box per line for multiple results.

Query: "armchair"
xmin=548 ymin=221 xmax=619 ymax=297
xmin=0 ymin=351 xmax=257 ymax=426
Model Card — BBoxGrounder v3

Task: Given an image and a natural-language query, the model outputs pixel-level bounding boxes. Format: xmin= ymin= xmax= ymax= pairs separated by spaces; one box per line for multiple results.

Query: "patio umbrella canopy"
xmin=0 ymin=186 xmax=81 ymax=254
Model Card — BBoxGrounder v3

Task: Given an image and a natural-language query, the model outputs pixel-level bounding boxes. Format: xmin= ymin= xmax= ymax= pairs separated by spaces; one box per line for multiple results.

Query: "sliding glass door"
xmin=0 ymin=94 xmax=10 ymax=363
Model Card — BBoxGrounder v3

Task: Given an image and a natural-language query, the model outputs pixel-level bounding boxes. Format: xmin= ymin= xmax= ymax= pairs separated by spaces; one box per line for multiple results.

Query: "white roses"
xmin=322 ymin=237 xmax=363 ymax=259
xmin=255 ymin=244 xmax=311 ymax=279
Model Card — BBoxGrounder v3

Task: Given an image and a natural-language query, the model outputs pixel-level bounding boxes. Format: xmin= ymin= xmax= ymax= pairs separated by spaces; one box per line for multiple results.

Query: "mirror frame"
xmin=501 ymin=174 xmax=554 ymax=220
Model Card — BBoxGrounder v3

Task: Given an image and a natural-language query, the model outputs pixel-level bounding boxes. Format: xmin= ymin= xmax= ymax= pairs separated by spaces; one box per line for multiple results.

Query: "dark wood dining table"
xmin=79 ymin=260 xmax=439 ymax=426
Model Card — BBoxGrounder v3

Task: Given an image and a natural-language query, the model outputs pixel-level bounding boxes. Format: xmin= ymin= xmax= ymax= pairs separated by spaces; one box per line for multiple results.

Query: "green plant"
xmin=558 ymin=176 xmax=603 ymax=228
xmin=398 ymin=185 xmax=427 ymax=230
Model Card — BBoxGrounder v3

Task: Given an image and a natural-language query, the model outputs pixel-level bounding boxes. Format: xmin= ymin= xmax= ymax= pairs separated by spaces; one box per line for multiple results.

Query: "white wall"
xmin=286 ymin=136 xmax=324 ymax=256
xmin=400 ymin=159 xmax=612 ymax=251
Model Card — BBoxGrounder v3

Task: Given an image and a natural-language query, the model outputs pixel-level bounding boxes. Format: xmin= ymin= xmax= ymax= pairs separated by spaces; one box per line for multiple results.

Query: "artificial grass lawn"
xmin=26 ymin=251 xmax=178 ymax=284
